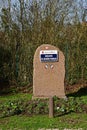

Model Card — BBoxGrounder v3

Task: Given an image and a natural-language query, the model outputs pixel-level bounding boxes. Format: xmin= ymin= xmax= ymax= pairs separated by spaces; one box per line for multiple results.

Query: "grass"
xmin=0 ymin=92 xmax=87 ymax=130
xmin=0 ymin=113 xmax=87 ymax=129
xmin=0 ymin=93 xmax=32 ymax=103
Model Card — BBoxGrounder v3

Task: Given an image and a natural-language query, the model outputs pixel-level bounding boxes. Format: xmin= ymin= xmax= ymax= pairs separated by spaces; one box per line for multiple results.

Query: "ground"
xmin=0 ymin=81 xmax=87 ymax=129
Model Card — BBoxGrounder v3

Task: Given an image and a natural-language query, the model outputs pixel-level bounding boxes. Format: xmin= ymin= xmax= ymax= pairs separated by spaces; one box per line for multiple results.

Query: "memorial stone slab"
xmin=33 ymin=44 xmax=66 ymax=98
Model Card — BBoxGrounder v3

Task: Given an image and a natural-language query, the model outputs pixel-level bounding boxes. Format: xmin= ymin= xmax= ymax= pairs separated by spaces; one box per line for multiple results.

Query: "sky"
xmin=0 ymin=0 xmax=87 ymax=9
xmin=83 ymin=0 xmax=87 ymax=9
xmin=0 ymin=0 xmax=87 ymax=22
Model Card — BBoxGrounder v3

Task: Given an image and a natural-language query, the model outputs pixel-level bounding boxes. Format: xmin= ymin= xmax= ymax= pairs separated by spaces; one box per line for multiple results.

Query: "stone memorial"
xmin=33 ymin=44 xmax=66 ymax=98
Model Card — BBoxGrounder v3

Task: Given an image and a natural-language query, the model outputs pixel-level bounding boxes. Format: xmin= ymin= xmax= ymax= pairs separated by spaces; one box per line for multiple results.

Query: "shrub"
xmin=0 ymin=96 xmax=87 ymax=118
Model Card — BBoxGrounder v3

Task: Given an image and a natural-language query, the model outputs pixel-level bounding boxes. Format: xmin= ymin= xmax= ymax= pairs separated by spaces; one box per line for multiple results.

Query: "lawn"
xmin=0 ymin=93 xmax=32 ymax=103
xmin=0 ymin=93 xmax=87 ymax=130
xmin=0 ymin=113 xmax=87 ymax=130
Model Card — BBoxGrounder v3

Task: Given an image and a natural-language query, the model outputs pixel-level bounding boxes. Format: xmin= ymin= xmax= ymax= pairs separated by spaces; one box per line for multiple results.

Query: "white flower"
xmin=57 ymin=107 xmax=60 ymax=110
xmin=61 ymin=108 xmax=65 ymax=112
xmin=11 ymin=103 xmax=13 ymax=106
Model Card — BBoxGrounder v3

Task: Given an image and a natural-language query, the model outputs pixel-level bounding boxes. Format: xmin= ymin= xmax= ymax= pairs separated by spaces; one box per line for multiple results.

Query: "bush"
xmin=0 ymin=96 xmax=87 ymax=118
xmin=0 ymin=99 xmax=25 ymax=118
xmin=25 ymin=99 xmax=48 ymax=116
xmin=54 ymin=96 xmax=86 ymax=116
xmin=0 ymin=99 xmax=48 ymax=118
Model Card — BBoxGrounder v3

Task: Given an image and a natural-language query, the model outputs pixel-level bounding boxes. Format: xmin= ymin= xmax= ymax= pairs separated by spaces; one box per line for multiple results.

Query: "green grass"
xmin=0 ymin=93 xmax=32 ymax=103
xmin=0 ymin=113 xmax=87 ymax=129
xmin=0 ymin=93 xmax=87 ymax=130
xmin=81 ymin=96 xmax=87 ymax=104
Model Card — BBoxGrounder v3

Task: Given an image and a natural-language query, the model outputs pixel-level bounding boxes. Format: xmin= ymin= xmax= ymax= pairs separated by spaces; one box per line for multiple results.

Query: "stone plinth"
xmin=33 ymin=44 xmax=66 ymax=98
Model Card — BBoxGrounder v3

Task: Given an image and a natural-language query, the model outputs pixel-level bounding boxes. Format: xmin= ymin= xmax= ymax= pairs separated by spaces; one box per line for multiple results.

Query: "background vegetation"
xmin=0 ymin=0 xmax=87 ymax=89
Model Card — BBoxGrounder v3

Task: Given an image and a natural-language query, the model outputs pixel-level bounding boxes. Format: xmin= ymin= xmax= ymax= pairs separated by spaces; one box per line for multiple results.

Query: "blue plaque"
xmin=40 ymin=50 xmax=58 ymax=62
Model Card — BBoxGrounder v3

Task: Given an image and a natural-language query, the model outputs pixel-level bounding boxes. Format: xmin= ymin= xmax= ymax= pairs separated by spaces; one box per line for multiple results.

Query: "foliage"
xmin=0 ymin=0 xmax=87 ymax=87
xmin=0 ymin=93 xmax=87 ymax=129
xmin=54 ymin=96 xmax=86 ymax=116
xmin=0 ymin=99 xmax=25 ymax=118
xmin=0 ymin=46 xmax=12 ymax=81
xmin=0 ymin=98 xmax=48 ymax=118
xmin=0 ymin=95 xmax=87 ymax=118
xmin=26 ymin=99 xmax=48 ymax=115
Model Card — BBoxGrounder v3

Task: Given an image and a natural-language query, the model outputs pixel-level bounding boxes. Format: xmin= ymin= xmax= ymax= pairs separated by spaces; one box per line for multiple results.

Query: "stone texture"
xmin=33 ymin=44 xmax=66 ymax=98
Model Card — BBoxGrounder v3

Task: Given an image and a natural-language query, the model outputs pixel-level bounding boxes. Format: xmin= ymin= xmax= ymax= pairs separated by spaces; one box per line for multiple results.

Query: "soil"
xmin=65 ymin=80 xmax=87 ymax=95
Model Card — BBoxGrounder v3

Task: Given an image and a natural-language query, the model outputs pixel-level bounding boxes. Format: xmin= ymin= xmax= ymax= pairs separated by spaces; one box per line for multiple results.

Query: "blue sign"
xmin=40 ymin=50 xmax=58 ymax=62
